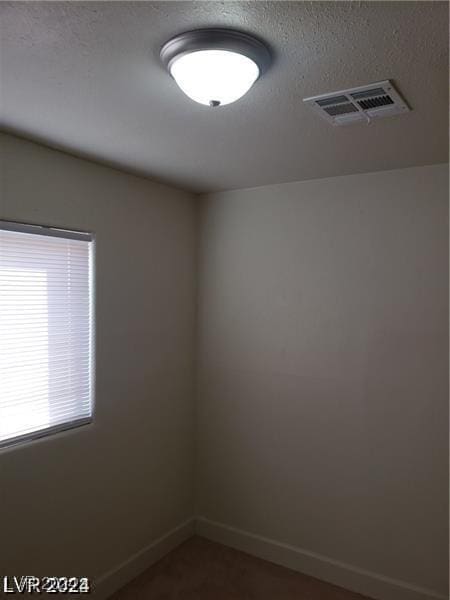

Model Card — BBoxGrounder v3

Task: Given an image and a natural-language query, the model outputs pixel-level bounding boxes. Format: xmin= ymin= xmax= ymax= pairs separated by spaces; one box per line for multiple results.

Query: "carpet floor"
xmin=109 ymin=536 xmax=373 ymax=600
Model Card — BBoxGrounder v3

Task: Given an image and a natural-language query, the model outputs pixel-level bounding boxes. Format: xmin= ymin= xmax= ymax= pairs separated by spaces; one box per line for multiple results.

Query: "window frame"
xmin=0 ymin=219 xmax=96 ymax=450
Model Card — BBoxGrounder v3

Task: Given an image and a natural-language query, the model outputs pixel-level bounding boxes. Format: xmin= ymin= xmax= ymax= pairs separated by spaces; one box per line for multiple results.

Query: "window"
xmin=0 ymin=221 xmax=94 ymax=448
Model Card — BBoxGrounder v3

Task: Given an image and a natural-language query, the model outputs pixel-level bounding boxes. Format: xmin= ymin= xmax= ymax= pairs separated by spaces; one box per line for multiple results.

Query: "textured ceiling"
xmin=0 ymin=1 xmax=448 ymax=193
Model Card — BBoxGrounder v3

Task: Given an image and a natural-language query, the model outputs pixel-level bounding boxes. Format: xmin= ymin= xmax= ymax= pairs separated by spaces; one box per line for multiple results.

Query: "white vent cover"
xmin=303 ymin=80 xmax=410 ymax=126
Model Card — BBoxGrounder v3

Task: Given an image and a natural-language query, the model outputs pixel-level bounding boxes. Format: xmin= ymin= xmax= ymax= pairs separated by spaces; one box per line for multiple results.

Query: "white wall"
xmin=1 ymin=133 xmax=448 ymax=600
xmin=0 ymin=133 xmax=197 ymax=587
xmin=197 ymin=164 xmax=449 ymax=598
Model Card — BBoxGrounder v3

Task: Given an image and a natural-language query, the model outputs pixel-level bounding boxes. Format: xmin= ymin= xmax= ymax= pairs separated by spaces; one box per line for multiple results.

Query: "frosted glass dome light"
xmin=160 ymin=29 xmax=271 ymax=108
xmin=170 ymin=50 xmax=259 ymax=107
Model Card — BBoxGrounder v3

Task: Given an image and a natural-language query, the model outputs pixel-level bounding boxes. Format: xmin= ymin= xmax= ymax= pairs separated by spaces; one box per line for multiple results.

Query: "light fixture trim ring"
xmin=160 ymin=28 xmax=272 ymax=75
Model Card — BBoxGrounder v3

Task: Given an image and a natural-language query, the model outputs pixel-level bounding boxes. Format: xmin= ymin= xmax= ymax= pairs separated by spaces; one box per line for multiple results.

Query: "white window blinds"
xmin=0 ymin=221 xmax=94 ymax=448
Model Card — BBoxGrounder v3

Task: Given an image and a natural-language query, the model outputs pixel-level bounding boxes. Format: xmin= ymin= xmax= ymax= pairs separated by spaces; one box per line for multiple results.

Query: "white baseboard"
xmin=93 ymin=518 xmax=195 ymax=599
xmin=88 ymin=516 xmax=447 ymax=600
xmin=195 ymin=517 xmax=447 ymax=600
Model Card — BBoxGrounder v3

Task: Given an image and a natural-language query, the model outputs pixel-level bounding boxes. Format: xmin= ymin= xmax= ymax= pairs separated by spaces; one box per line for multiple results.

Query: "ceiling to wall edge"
xmin=1 ymin=127 xmax=448 ymax=198
xmin=0 ymin=127 xmax=194 ymax=196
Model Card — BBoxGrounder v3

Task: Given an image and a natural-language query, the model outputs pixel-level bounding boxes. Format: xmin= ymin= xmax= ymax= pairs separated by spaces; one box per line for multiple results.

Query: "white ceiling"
xmin=1 ymin=1 xmax=448 ymax=193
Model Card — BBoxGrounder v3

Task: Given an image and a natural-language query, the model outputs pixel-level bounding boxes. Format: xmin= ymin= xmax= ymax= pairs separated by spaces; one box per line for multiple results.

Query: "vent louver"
xmin=303 ymin=80 xmax=410 ymax=126
xmin=317 ymin=95 xmax=348 ymax=107
xmin=324 ymin=103 xmax=359 ymax=116
xmin=358 ymin=95 xmax=394 ymax=110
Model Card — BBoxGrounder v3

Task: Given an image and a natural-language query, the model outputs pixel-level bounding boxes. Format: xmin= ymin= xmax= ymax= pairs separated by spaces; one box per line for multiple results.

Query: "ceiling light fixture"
xmin=160 ymin=28 xmax=271 ymax=107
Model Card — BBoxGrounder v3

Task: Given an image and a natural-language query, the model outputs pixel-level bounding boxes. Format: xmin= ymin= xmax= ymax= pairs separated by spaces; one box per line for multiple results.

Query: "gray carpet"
xmin=110 ymin=536 xmax=372 ymax=600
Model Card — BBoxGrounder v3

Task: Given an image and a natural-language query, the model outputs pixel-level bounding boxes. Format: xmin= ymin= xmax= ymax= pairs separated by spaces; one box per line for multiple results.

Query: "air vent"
xmin=303 ymin=80 xmax=410 ymax=126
